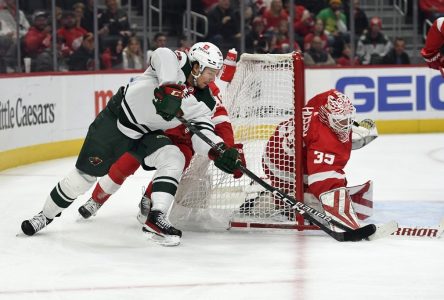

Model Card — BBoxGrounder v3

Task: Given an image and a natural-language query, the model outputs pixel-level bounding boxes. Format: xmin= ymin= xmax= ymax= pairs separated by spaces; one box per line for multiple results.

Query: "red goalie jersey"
xmin=262 ymin=89 xmax=351 ymax=200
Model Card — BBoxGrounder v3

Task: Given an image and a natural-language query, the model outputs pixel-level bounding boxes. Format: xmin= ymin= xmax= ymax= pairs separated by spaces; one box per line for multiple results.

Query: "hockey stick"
xmin=391 ymin=218 xmax=444 ymax=238
xmin=177 ymin=116 xmax=379 ymax=242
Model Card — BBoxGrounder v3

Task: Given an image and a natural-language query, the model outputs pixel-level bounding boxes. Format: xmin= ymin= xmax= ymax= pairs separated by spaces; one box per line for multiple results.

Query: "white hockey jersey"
xmin=117 ymin=47 xmax=223 ymax=156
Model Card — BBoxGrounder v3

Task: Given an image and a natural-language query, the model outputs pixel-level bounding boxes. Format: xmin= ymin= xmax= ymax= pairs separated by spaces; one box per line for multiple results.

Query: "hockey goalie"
xmin=245 ymin=89 xmax=378 ymax=230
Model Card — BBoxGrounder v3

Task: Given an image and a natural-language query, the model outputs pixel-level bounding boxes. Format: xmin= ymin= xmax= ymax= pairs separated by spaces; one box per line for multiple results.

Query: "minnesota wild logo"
xmin=89 ymin=156 xmax=103 ymax=166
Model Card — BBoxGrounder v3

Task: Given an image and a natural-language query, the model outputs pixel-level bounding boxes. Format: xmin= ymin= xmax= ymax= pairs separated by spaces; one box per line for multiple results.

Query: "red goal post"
xmin=170 ymin=52 xmax=316 ymax=231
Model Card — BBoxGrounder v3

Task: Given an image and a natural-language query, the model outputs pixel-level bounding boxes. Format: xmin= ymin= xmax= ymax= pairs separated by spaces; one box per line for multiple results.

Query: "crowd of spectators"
xmin=202 ymin=0 xmax=412 ymax=67
xmin=0 ymin=0 xmax=415 ymax=73
xmin=0 ymin=0 xmax=146 ymax=73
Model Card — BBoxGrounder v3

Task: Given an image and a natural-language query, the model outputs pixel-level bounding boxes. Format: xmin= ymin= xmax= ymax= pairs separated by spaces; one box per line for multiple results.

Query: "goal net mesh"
xmin=170 ymin=53 xmax=304 ymax=231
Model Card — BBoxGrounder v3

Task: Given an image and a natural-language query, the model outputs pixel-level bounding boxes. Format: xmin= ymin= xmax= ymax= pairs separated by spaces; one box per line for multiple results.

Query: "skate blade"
xmin=76 ymin=213 xmax=93 ymax=222
xmin=136 ymin=211 xmax=147 ymax=225
xmin=16 ymin=232 xmax=29 ymax=237
xmin=142 ymin=227 xmax=181 ymax=246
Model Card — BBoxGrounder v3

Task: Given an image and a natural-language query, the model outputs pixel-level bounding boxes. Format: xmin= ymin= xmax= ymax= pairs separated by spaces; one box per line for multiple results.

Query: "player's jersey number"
xmin=313 ymin=151 xmax=335 ymax=165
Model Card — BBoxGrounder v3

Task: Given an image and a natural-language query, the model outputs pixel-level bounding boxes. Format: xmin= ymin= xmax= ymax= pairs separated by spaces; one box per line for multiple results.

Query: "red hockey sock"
xmin=110 ymin=152 xmax=141 ymax=184
xmin=92 ymin=153 xmax=141 ymax=204
xmin=92 ymin=184 xmax=111 ymax=204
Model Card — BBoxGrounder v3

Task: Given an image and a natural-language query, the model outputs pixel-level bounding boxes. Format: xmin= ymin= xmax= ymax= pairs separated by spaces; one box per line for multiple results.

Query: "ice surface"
xmin=0 ymin=134 xmax=443 ymax=300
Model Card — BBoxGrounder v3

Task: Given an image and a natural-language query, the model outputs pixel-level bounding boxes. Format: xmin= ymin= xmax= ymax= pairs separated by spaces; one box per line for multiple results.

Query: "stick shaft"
xmin=176 ymin=116 xmax=363 ymax=240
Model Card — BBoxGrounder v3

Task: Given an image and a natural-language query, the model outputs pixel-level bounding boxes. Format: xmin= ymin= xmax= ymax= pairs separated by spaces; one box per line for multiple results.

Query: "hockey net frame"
xmin=170 ymin=52 xmax=315 ymax=231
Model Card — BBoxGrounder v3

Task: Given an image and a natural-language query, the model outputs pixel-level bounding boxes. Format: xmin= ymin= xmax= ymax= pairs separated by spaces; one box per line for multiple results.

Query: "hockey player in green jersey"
xmin=21 ymin=42 xmax=244 ymax=246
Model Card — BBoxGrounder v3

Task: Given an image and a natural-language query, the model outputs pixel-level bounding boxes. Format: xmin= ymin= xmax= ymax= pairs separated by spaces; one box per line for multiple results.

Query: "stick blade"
xmin=342 ymin=224 xmax=377 ymax=242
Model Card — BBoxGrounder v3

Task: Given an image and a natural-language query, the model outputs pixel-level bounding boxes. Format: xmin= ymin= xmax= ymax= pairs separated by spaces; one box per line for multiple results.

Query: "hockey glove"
xmin=421 ymin=48 xmax=444 ymax=70
xmin=153 ymin=84 xmax=184 ymax=121
xmin=232 ymin=143 xmax=245 ymax=179
xmin=351 ymin=119 xmax=378 ymax=150
xmin=359 ymin=119 xmax=376 ymax=130
xmin=209 ymin=142 xmax=245 ymax=177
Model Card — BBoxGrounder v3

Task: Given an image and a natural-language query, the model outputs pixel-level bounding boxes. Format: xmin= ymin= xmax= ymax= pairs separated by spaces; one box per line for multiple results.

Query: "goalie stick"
xmin=391 ymin=218 xmax=444 ymax=238
xmin=177 ymin=116 xmax=396 ymax=242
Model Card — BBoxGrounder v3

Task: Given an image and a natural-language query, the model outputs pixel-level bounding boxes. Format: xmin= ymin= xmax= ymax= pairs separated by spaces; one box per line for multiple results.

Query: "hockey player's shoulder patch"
xmin=194 ymin=87 xmax=216 ymax=111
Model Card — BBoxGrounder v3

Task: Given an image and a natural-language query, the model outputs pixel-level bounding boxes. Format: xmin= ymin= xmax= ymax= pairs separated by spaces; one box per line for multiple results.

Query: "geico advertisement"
xmin=0 ymin=73 xmax=135 ymax=152
xmin=305 ymin=67 xmax=444 ymax=120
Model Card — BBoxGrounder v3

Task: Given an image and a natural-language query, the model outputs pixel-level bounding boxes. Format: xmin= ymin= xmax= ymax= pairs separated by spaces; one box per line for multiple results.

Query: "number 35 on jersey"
xmin=313 ymin=151 xmax=335 ymax=165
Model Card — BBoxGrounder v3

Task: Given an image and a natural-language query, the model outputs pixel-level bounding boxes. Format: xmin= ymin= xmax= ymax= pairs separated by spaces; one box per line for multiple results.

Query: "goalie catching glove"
xmin=209 ymin=143 xmax=246 ymax=179
xmin=352 ymin=119 xmax=378 ymax=150
xmin=153 ymin=84 xmax=184 ymax=121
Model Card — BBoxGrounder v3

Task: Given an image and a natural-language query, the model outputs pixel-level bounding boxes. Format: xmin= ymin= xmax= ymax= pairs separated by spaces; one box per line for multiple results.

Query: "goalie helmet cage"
xmin=170 ymin=52 xmax=317 ymax=231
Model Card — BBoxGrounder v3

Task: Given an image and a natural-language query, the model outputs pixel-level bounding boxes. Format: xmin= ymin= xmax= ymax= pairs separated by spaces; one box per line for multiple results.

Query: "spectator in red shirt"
xmin=24 ymin=11 xmax=51 ymax=57
xmin=273 ymin=19 xmax=301 ymax=53
xmin=101 ymin=38 xmax=123 ymax=69
xmin=336 ymin=43 xmax=361 ymax=66
xmin=23 ymin=11 xmax=52 ymax=71
xmin=291 ymin=4 xmax=315 ymax=38
xmin=262 ymin=0 xmax=288 ymax=31
xmin=57 ymin=10 xmax=88 ymax=52
xmin=304 ymin=19 xmax=329 ymax=51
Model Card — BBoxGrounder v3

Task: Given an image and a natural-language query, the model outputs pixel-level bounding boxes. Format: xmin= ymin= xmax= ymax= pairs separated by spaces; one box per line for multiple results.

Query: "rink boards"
xmin=1 ymin=66 xmax=444 ymax=170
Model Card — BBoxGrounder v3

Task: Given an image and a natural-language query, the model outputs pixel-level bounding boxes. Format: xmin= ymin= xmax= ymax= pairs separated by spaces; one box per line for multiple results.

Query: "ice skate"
xmin=21 ymin=212 xmax=54 ymax=236
xmin=78 ymin=198 xmax=102 ymax=219
xmin=136 ymin=196 xmax=152 ymax=225
xmin=142 ymin=210 xmax=182 ymax=246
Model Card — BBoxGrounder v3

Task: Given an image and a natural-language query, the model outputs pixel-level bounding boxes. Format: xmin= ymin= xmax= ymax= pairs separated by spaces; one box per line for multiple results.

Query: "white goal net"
xmin=170 ymin=53 xmax=306 ymax=231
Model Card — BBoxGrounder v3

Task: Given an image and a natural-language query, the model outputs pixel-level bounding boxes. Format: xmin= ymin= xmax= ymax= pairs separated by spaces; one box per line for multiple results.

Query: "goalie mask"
xmin=188 ymin=42 xmax=223 ymax=84
xmin=319 ymin=90 xmax=355 ymax=143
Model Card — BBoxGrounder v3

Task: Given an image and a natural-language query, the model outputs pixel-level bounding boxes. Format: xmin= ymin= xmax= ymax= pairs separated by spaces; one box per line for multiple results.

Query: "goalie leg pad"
xmin=347 ymin=180 xmax=373 ymax=220
xmin=319 ymin=188 xmax=360 ymax=230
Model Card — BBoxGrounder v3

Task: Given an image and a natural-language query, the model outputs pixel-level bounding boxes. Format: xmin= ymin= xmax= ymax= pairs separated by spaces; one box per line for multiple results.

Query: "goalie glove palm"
xmin=359 ymin=119 xmax=376 ymax=130
xmin=209 ymin=143 xmax=244 ymax=177
xmin=352 ymin=119 xmax=378 ymax=150
xmin=153 ymin=84 xmax=184 ymax=121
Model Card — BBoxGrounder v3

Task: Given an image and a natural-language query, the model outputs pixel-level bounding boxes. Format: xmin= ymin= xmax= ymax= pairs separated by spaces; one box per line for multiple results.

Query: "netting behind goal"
xmin=170 ymin=52 xmax=306 ymax=231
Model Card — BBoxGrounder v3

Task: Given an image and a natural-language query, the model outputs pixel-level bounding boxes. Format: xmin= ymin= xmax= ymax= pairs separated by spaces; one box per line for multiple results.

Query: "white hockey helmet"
xmin=188 ymin=42 xmax=223 ymax=73
xmin=319 ymin=90 xmax=356 ymax=143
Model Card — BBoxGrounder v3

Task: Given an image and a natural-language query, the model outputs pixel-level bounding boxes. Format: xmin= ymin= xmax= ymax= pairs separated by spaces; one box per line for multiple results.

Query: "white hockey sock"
xmin=43 ymin=169 xmax=96 ymax=219
xmin=151 ymin=192 xmax=174 ymax=214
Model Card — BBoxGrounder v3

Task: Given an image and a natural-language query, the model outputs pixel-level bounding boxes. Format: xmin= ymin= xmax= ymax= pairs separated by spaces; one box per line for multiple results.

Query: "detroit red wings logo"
xmin=89 ymin=156 xmax=103 ymax=166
